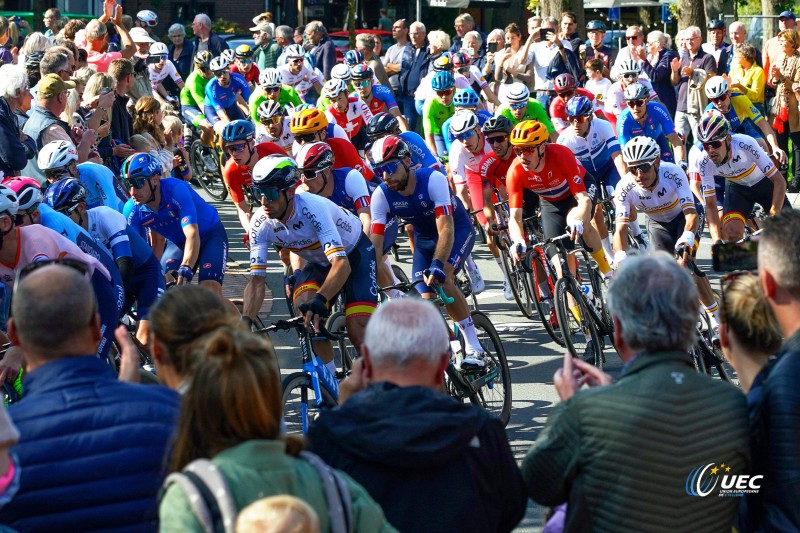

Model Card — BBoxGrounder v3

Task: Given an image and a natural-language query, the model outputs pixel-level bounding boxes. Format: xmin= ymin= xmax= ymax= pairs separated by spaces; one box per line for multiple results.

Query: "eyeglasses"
xmin=265 ymin=86 xmax=281 ymax=93
xmin=251 ymin=185 xmax=282 ymax=201
xmin=629 ymin=161 xmax=654 ymax=174
xmin=455 ymin=128 xmax=476 ymax=142
xmin=123 ymin=176 xmax=152 ymax=189
xmin=375 ymin=160 xmax=402 ymax=176
xmin=436 ymin=88 xmax=454 ymax=97
xmin=262 ymin=116 xmax=282 ymax=125
xmin=513 ymin=146 xmax=537 ymax=156
xmin=622 ymin=72 xmax=639 ymax=80
xmin=557 ymin=90 xmax=575 ymax=99
xmin=568 ymin=115 xmax=589 ymax=123
xmin=510 ymin=101 xmax=527 ymax=110
xmin=710 ymin=93 xmax=729 ymax=104
xmin=486 ymin=135 xmax=508 ymax=144
xmin=225 ymin=143 xmax=248 ymax=154
xmin=702 ymin=139 xmax=725 ymax=150
xmin=295 ymin=133 xmax=318 ymax=143
xmin=627 ymin=99 xmax=646 ymax=108
xmin=213 ymin=69 xmax=229 ymax=77
xmin=353 ymin=79 xmax=372 ymax=88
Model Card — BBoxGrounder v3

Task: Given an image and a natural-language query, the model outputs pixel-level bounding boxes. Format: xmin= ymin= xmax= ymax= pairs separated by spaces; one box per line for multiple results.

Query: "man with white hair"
xmin=307 ymin=298 xmax=527 ymax=532
xmin=727 ymin=21 xmax=762 ymax=70
xmin=191 ymin=13 xmax=228 ymax=59
xmin=670 ymin=25 xmax=716 ymax=142
xmin=0 ymin=65 xmax=36 ymax=178
xmin=304 ymin=21 xmax=336 ymax=80
xmin=273 ymin=25 xmax=293 ymax=67
xmin=251 ymin=21 xmax=281 ymax=70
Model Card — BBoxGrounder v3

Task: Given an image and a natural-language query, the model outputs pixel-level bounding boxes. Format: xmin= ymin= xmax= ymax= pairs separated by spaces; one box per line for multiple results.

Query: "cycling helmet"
xmin=284 ymin=44 xmax=305 ymax=59
xmin=322 ymin=78 xmax=349 ymax=98
xmin=209 ymin=56 xmax=230 ymax=72
xmin=586 ymin=20 xmax=606 ymax=31
xmin=350 ymin=64 xmax=373 ymax=81
xmin=506 ymin=82 xmax=530 ymax=104
xmin=5 ymin=178 xmax=42 ymax=211
xmin=565 ymin=95 xmax=594 ymax=117
xmin=705 ymin=76 xmax=730 ymax=99
xmin=369 ymin=135 xmax=410 ymax=166
xmin=482 ymin=115 xmax=513 ymax=135
xmin=707 ymin=19 xmax=725 ymax=30
xmin=296 ymin=142 xmax=334 ymax=171
xmin=43 ymin=178 xmax=86 ymax=214
xmin=452 ymin=52 xmax=471 ymax=70
xmin=136 ymin=10 xmax=158 ymax=27
xmin=0 ymin=186 xmax=19 ymax=217
xmin=697 ymin=110 xmax=732 ymax=143
xmin=450 ymin=110 xmax=479 ymax=136
xmin=293 ymin=103 xmax=316 ymax=113
xmin=123 ymin=153 xmax=162 ymax=181
xmin=623 ymin=82 xmax=650 ymax=101
xmin=366 ymin=112 xmax=400 ymax=138
xmin=290 ymin=108 xmax=328 ymax=135
xmin=194 ymin=50 xmax=213 ymax=70
xmin=510 ymin=120 xmax=549 ymax=147
xmin=258 ymin=68 xmax=282 ymax=89
xmin=453 ymin=88 xmax=480 ymax=108
xmin=621 ymin=135 xmax=661 ymax=164
xmin=24 ymin=51 xmax=44 ymax=69
xmin=220 ymin=49 xmax=236 ymax=63
xmin=431 ymin=71 xmax=455 ymax=92
xmin=432 ymin=54 xmax=453 ymax=72
xmin=148 ymin=42 xmax=168 ymax=56
xmin=617 ymin=59 xmax=642 ymax=77
xmin=343 ymin=50 xmax=364 ymax=67
xmin=331 ymin=64 xmax=351 ymax=82
xmin=221 ymin=119 xmax=255 ymax=143
xmin=235 ymin=44 xmax=254 ymax=59
xmin=37 ymin=140 xmax=78 ymax=171
xmin=257 ymin=100 xmax=284 ymax=123
xmin=554 ymin=73 xmax=577 ymax=94
xmin=252 ymin=155 xmax=298 ymax=189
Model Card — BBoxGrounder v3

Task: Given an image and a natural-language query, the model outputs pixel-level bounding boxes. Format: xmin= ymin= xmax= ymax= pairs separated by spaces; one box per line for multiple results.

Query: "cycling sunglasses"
xmin=629 ymin=161 xmax=654 ymax=174
xmin=353 ymin=79 xmax=371 ymax=88
xmin=153 ymin=54 xmax=167 ymax=62
xmin=251 ymin=184 xmax=282 ymax=201
xmin=289 ymin=58 xmax=303 ymax=64
xmin=455 ymin=128 xmax=476 ymax=142
xmin=568 ymin=115 xmax=590 ymax=123
xmin=262 ymin=116 xmax=282 ymax=125
xmin=44 ymin=167 xmax=72 ymax=181
xmin=225 ymin=142 xmax=248 ymax=154
xmin=513 ymin=146 xmax=537 ymax=156
xmin=212 ymin=68 xmax=230 ymax=77
xmin=238 ymin=58 xmax=253 ymax=65
xmin=123 ymin=176 xmax=152 ymax=189
xmin=375 ymin=160 xmax=402 ymax=176
xmin=295 ymin=133 xmax=318 ymax=143
xmin=622 ymin=72 xmax=639 ymax=79
xmin=509 ymin=101 xmax=527 ymax=110
xmin=265 ymin=85 xmax=281 ymax=93
xmin=702 ymin=139 xmax=725 ymax=150
xmin=710 ymin=93 xmax=729 ymax=104
xmin=300 ymin=168 xmax=324 ymax=180
xmin=627 ymin=99 xmax=646 ymax=108
xmin=436 ymin=88 xmax=454 ymax=97
xmin=486 ymin=135 xmax=508 ymax=144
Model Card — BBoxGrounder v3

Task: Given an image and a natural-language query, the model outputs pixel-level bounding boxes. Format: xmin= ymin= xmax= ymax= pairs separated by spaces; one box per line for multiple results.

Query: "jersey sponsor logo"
xmin=336 ymin=218 xmax=353 ymax=232
xmin=202 ymin=262 xmax=212 ymax=269
xmin=657 ymin=187 xmax=667 ymax=198
xmin=293 ymin=220 xmax=304 ymax=230
xmin=392 ymin=200 xmax=410 ymax=209
xmin=737 ymin=141 xmax=761 ymax=160
xmin=300 ymin=206 xmax=323 ymax=232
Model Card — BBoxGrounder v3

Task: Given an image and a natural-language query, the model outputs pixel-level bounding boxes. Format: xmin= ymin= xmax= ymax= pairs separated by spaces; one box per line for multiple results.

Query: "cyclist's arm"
xmin=180 ymin=223 xmax=201 ymax=279
xmin=422 ymin=100 xmax=439 ymax=156
xmin=249 ymin=91 xmax=265 ymax=125
xmin=369 ymin=187 xmax=389 ymax=263
xmin=243 ymin=275 xmax=266 ymax=319
xmin=432 ymin=214 xmax=455 ymax=266
xmin=767 ymin=167 xmax=788 ymax=216
xmin=150 ymin=231 xmax=166 ymax=260
xmin=611 ymin=150 xmax=627 ymax=178
xmin=572 ymin=190 xmax=593 ymax=222
xmin=234 ymin=199 xmax=251 ymax=232
xmin=389 ymin=106 xmax=409 ymax=132
xmin=755 ymin=118 xmax=783 ymax=157
xmin=612 ymin=189 xmax=632 ymax=253
xmin=668 ymin=132 xmax=686 ymax=164
xmin=244 ymin=214 xmax=270 ymax=319
xmin=236 ymin=93 xmax=249 ymax=117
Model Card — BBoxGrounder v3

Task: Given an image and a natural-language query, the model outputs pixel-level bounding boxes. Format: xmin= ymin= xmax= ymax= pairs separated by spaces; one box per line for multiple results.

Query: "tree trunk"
xmin=568 ymin=0 xmax=585 ymax=33
xmin=762 ymin=0 xmax=776 ymax=48
xmin=703 ymin=0 xmax=723 ymax=27
xmin=677 ymin=0 xmax=705 ymax=31
xmin=539 ymin=0 xmax=562 ymax=20
xmin=538 ymin=0 xmax=584 ymax=28
xmin=33 ymin=0 xmax=47 ymax=32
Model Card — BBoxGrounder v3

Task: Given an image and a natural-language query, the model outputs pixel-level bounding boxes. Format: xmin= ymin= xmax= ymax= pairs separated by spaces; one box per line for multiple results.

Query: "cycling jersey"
xmin=704 ymin=93 xmax=764 ymax=138
xmin=149 ymin=61 xmax=183 ymax=92
xmin=400 ymin=131 xmax=444 ymax=173
xmin=248 ymin=85 xmax=302 ymax=126
xmin=328 ymin=96 xmax=374 ymax=140
xmin=180 ymin=70 xmax=211 ymax=126
xmin=557 ymin=118 xmax=621 ymax=185
xmin=617 ymin=102 xmax=677 ymax=163
xmin=231 ymin=63 xmax=260 ymax=86
xmin=359 ymin=84 xmax=399 ymax=116
xmin=249 ymin=191 xmax=363 ymax=273
xmin=295 ymin=67 xmax=325 ymax=102
xmin=318 ymin=167 xmax=373 ymax=213
xmin=77 ymin=162 xmax=127 ymax=212
xmin=87 ymin=206 xmax=154 ymax=268
xmin=223 ymin=142 xmax=288 ymax=204
xmin=479 ymin=152 xmax=513 ymax=190
xmin=442 ymin=109 xmax=491 ymax=152
xmin=255 ymin=117 xmax=294 ymax=153
xmin=688 ymin=133 xmax=778 ymax=197
xmin=604 ymin=78 xmax=657 ymax=117
xmin=506 ymin=143 xmax=588 ymax=206
xmin=456 ymin=66 xmax=490 ymax=93
xmin=496 ymin=100 xmax=556 ymax=132
xmin=422 ymin=98 xmax=454 ymax=137
xmin=292 ymin=137 xmax=375 ymax=181
xmin=277 ymin=64 xmax=322 ymax=101
xmin=450 ymin=135 xmax=491 ymax=187
xmin=548 ymin=88 xmax=602 ymax=132
xmin=614 ymin=162 xmax=696 ymax=225
xmin=204 ymin=73 xmax=252 ymax=115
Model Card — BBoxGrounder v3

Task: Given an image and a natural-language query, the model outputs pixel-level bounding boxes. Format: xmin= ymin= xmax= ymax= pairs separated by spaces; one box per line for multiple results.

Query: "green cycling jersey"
xmin=497 ymin=99 xmax=555 ymax=132
xmin=422 ymin=98 xmax=454 ymax=136
xmin=249 ymin=85 xmax=303 ymax=125
xmin=180 ymin=70 xmax=211 ymax=126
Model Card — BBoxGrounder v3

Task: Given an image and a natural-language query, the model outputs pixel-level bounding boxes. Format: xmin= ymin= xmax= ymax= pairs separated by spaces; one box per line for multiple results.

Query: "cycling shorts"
xmin=162 ymin=221 xmax=229 ymax=283
xmin=715 ymin=175 xmax=726 ymax=205
xmin=291 ymin=234 xmax=378 ymax=320
xmin=124 ymin=254 xmax=166 ymax=321
xmin=411 ymin=218 xmax=475 ymax=296
xmin=539 ymin=172 xmax=598 ymax=250
xmin=181 ymin=106 xmax=204 ymax=127
xmin=594 ymin=163 xmax=622 ymax=194
xmin=723 ymin=177 xmax=791 ymax=226
xmin=203 ymin=104 xmax=247 ymax=126
xmin=646 ymin=199 xmax=705 ymax=254
xmin=92 ymin=270 xmax=125 ymax=365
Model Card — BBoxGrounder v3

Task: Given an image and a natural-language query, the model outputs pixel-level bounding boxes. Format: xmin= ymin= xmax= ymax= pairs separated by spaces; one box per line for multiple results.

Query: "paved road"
xmin=208 ymin=185 xmax=799 ymax=532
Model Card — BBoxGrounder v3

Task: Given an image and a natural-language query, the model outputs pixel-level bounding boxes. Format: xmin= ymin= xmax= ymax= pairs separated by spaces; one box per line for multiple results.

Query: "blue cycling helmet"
xmin=44 ymin=178 xmax=86 ymax=214
xmin=431 ymin=71 xmax=455 ymax=92
xmin=453 ymin=88 xmax=479 ymax=108
xmin=222 ymin=119 xmax=255 ymax=143
xmin=565 ymin=95 xmax=594 ymax=118
xmin=122 ymin=153 xmax=161 ymax=186
xmin=343 ymin=50 xmax=364 ymax=66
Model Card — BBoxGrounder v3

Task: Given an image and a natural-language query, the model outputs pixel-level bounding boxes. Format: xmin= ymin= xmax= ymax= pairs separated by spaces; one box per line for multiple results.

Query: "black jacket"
xmin=193 ymin=33 xmax=229 ymax=61
xmin=308 ymin=382 xmax=527 ymax=533
xmin=401 ymin=44 xmax=431 ymax=98
xmin=0 ymin=97 xmax=33 ymax=179
xmin=313 ymin=35 xmax=337 ymax=81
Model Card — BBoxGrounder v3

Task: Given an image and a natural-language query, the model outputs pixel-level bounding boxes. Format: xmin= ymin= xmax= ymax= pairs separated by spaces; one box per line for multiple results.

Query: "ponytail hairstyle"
xmin=720 ymin=274 xmax=782 ymax=355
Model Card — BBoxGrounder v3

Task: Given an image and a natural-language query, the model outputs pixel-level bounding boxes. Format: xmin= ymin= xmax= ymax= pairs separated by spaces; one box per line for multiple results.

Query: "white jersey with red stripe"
xmin=688 ymin=134 xmax=777 ymax=198
xmin=449 ymin=135 xmax=491 ymax=186
xmin=604 ymin=77 xmax=658 ymax=117
xmin=327 ymin=96 xmax=374 ymax=139
xmin=248 ymin=192 xmax=363 ymax=275
xmin=614 ymin=162 xmax=695 ymax=224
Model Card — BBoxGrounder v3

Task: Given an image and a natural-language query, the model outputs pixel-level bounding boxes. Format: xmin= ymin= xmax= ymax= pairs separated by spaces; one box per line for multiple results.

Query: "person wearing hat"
xmin=584 ymin=19 xmax=617 ymax=69
xmin=765 ymin=11 xmax=798 ymax=76
xmin=251 ymin=21 xmax=282 ymax=70
xmin=702 ymin=19 xmax=730 ymax=74
xmin=85 ymin=0 xmax=135 ymax=73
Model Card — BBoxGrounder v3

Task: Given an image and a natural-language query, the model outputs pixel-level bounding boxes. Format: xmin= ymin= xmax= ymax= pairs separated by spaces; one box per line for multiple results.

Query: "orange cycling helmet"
xmin=290 ymin=108 xmax=328 ymax=135
xmin=510 ymin=120 xmax=549 ymax=147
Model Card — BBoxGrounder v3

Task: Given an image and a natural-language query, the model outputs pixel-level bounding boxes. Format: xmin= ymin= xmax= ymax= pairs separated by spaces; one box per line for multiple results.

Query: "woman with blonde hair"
xmin=18 ymin=31 xmax=50 ymax=65
xmin=133 ymin=96 xmax=174 ymax=173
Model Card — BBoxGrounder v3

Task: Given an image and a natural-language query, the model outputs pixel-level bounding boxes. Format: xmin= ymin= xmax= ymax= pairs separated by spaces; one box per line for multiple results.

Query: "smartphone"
xmin=487 ymin=42 xmax=498 ymax=53
xmin=712 ymin=241 xmax=758 ymax=272
xmin=504 ymin=42 xmax=512 ymax=49
xmin=100 ymin=87 xmax=112 ymax=94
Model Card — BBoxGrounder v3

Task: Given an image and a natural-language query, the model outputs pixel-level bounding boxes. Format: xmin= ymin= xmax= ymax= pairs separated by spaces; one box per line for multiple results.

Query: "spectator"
xmin=377 ymin=9 xmax=392 ymax=31
xmin=158 ymin=325 xmax=394 ymax=531
xmin=612 ymin=24 xmax=645 ymax=75
xmin=308 ymin=298 xmax=527 ymax=532
xmin=753 ymin=208 xmax=800 ymax=531
xmin=251 ymin=22 xmax=281 ymax=70
xmin=133 ymin=96 xmax=173 ymax=173
xmin=85 ymin=10 xmax=136 ymax=73
xmin=765 ymin=11 xmax=797 ymax=77
xmin=62 ymin=19 xmax=86 ymax=42
xmin=462 ymin=30 xmax=487 ymax=72
xmin=108 ymin=58 xmax=135 ymax=153
xmin=293 ymin=26 xmax=303 ymax=45
xmin=527 ymin=15 xmax=542 ymax=42
xmin=0 ymin=18 xmax=15 ymax=66
xmin=0 ymin=264 xmax=179 ymax=531
xmin=237 ymin=495 xmax=320 ymax=533
xmin=450 ymin=13 xmax=483 ymax=56
xmin=383 ymin=19 xmax=412 ymax=98
xmin=584 ymin=20 xmax=617 ymax=71
xmin=522 ymin=253 xmax=750 ymax=532
xmin=584 ymin=57 xmax=612 ymax=102
xmin=304 ymin=21 xmax=335 ymax=81
xmin=23 ymin=52 xmax=43 ymax=91
xmin=729 ymin=42 xmax=766 ymax=115
xmin=670 ymin=25 xmax=716 ymax=143
xmin=63 ymin=67 xmax=94 ymax=125
xmin=42 ymin=7 xmax=60 ymax=39
xmin=79 ymin=72 xmax=116 ymax=168
xmin=400 ymin=21 xmax=429 ymax=132
xmin=702 ymin=19 xmax=730 ymax=74
xmin=482 ymin=28 xmax=504 ymax=83
xmin=191 ymin=14 xmax=229 ymax=59
xmin=519 ymin=16 xmax=575 ymax=110
xmin=559 ymin=12 xmax=583 ymax=53
xmin=18 ymin=32 xmax=50 ymax=67
xmin=252 ymin=11 xmax=272 ymax=25
xmin=356 ymin=33 xmax=391 ymax=88
xmin=728 ymin=21 xmax=762 ymax=70
xmin=767 ymin=29 xmax=800 ymax=192
xmin=274 ymin=25 xmax=294 ymax=67
xmin=492 ymin=23 xmax=531 ymax=101
xmin=641 ymin=30 xmax=679 ymax=117
xmin=39 ymin=50 xmax=72 ymax=84
xmin=427 ymin=30 xmax=451 ymax=66
xmin=0 ymin=65 xmax=35 ymax=178
xmin=168 ymin=23 xmax=194 ymax=82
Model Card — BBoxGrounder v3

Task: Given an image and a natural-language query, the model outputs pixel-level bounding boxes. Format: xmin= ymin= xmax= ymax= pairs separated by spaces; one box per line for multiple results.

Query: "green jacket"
xmin=159 ymin=440 xmax=397 ymax=532
xmin=522 ymin=351 xmax=750 ymax=533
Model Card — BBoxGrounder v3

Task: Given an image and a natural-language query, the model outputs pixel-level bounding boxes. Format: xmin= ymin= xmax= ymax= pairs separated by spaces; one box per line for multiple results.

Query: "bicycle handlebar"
xmin=379 ymin=272 xmax=455 ymax=305
xmin=256 ymin=316 xmax=338 ymax=340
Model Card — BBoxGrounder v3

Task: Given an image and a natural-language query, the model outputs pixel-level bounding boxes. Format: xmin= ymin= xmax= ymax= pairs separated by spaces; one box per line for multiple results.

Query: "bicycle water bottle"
xmin=580 ymin=284 xmax=594 ymax=303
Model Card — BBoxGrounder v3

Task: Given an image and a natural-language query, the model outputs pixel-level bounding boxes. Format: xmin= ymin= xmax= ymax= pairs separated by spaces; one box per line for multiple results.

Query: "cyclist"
xmin=617 ymin=82 xmax=687 ymax=167
xmin=248 ymin=68 xmax=302 ymax=126
xmin=368 ymin=136 xmax=488 ymax=371
xmin=688 ymin=111 xmax=789 ymax=243
xmin=442 ymin=88 xmax=492 ymax=152
xmin=204 ymin=56 xmax=252 ymax=134
xmin=315 ymin=64 xmax=355 ymax=114
xmin=179 ymin=51 xmax=215 ymax=146
xmin=415 ymin=55 xmax=465 ymax=118
xmin=495 ymin=83 xmax=557 ymax=139
xmin=277 ymin=44 xmax=323 ymax=104
xmin=122 ymin=153 xmax=228 ymax=297
xmin=366 ymin=112 xmax=443 ymax=173
xmin=255 ymin=100 xmax=293 ymax=152
xmin=322 ymin=78 xmax=373 ymax=152
xmin=220 ymin=120 xmax=285 ymax=233
xmin=244 ymin=155 xmax=377 ymax=376
xmin=604 ymin=59 xmax=659 ymax=130
xmin=230 ymin=44 xmax=260 ymax=91
xmin=548 ymin=73 xmax=602 ymax=133
xmin=37 ymin=140 xmax=127 ymax=212
xmin=44 ymin=178 xmax=165 ymax=345
xmin=451 ymin=51 xmax=500 ymax=107
xmin=422 ymin=71 xmax=456 ymax=157
xmin=147 ymin=42 xmax=183 ymax=107
xmin=614 ymin=135 xmax=720 ymax=332
xmin=350 ymin=64 xmax=409 ymax=132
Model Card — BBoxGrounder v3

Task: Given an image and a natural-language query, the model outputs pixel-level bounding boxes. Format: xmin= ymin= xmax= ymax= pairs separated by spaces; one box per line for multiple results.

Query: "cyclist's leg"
xmin=539 ymin=198 xmax=571 ymax=278
xmin=722 ymin=181 xmax=754 ymax=242
xmin=377 ymin=217 xmax=400 ymax=289
xmin=196 ymin=221 xmax=228 ymax=298
xmin=128 ymin=255 xmax=166 ymax=345
xmin=570 ymin=177 xmax=612 ymax=276
xmin=292 ymin=262 xmax=334 ymax=366
xmin=341 ymin=236 xmax=379 ymax=351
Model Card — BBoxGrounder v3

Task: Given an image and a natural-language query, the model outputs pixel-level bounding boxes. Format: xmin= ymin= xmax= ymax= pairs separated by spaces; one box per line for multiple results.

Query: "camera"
xmin=712 ymin=241 xmax=758 ymax=272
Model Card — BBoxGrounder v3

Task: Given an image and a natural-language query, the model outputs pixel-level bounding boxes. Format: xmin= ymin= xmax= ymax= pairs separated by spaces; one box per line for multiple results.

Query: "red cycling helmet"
xmin=554 ymin=73 xmax=577 ymax=95
xmin=296 ymin=141 xmax=334 ymax=171
xmin=369 ymin=135 xmax=410 ymax=166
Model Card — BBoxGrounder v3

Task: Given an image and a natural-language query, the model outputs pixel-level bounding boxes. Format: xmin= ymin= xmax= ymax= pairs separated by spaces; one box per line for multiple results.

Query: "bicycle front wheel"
xmin=554 ymin=277 xmax=603 ymax=368
xmin=466 ymin=312 xmax=512 ymax=427
xmin=281 ymin=372 xmax=337 ymax=435
xmin=499 ymin=243 xmax=536 ymax=319
xmin=326 ymin=311 xmax=358 ymax=379
xmin=189 ymin=140 xmax=228 ymax=201
xmin=530 ymin=250 xmax=562 ymax=345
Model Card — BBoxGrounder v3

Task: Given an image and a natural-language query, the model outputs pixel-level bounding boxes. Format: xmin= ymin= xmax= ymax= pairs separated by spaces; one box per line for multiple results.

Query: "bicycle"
xmin=187 ymin=127 xmax=229 ymax=201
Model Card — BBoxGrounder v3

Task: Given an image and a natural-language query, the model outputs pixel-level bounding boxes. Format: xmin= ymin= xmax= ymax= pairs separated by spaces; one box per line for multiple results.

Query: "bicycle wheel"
xmin=584 ymin=260 xmax=614 ymax=337
xmin=189 ymin=140 xmax=228 ymax=201
xmin=326 ymin=311 xmax=358 ymax=378
xmin=281 ymin=372 xmax=337 ymax=435
xmin=529 ymin=249 xmax=562 ymax=345
xmin=391 ymin=263 xmax=409 ymax=284
xmin=499 ymin=243 xmax=536 ymax=319
xmin=554 ymin=276 xmax=603 ymax=367
xmin=465 ymin=312 xmax=512 ymax=427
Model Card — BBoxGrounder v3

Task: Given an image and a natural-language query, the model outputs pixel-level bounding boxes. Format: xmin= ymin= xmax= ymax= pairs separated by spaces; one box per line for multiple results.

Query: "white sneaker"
xmin=460 ymin=350 xmax=486 ymax=371
xmin=502 ymin=279 xmax=514 ymax=301
xmin=466 ymin=263 xmax=485 ymax=294
xmin=201 ymin=152 xmax=218 ymax=172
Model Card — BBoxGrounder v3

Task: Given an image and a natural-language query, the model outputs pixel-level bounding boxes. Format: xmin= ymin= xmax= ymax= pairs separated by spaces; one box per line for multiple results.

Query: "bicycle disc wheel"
xmin=281 ymin=373 xmax=337 ymax=435
xmin=499 ymin=244 xmax=536 ymax=319
xmin=189 ymin=140 xmax=228 ymax=201
xmin=463 ymin=312 xmax=512 ymax=426
xmin=530 ymin=250 xmax=562 ymax=345
xmin=554 ymin=277 xmax=603 ymax=368
xmin=326 ymin=312 xmax=358 ymax=378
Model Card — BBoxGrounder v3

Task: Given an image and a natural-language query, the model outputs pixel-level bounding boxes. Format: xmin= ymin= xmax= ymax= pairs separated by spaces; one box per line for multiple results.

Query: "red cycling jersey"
xmin=327 ymin=137 xmax=375 ymax=181
xmin=223 ymin=142 xmax=285 ymax=203
xmin=506 ymin=143 xmax=587 ymax=207
xmin=328 ymin=96 xmax=373 ymax=139
xmin=469 ymin=151 xmax=514 ymax=225
xmin=548 ymin=88 xmax=603 ymax=133
xmin=231 ymin=63 xmax=260 ymax=86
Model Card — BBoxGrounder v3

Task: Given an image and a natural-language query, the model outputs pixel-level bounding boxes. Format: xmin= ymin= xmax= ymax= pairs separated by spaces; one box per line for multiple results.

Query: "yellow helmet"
xmin=235 ymin=44 xmax=254 ymax=59
xmin=290 ymin=108 xmax=328 ymax=135
xmin=510 ymin=120 xmax=549 ymax=147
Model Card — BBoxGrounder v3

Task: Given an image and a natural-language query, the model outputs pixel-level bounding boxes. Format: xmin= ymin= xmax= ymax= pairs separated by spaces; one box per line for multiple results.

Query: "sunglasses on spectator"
xmin=251 ymin=185 xmax=282 ymax=201
xmin=353 ymin=79 xmax=372 ymax=88
xmin=295 ymin=133 xmax=318 ymax=143
xmin=375 ymin=160 xmax=402 ymax=176
xmin=710 ymin=93 xmax=729 ymax=104
xmin=629 ymin=161 xmax=654 ymax=174
xmin=225 ymin=143 xmax=248 ymax=154
xmin=486 ymin=135 xmax=508 ymax=144
xmin=436 ymin=88 xmax=454 ymax=97
xmin=625 ymin=35 xmax=640 ymax=40
xmin=510 ymin=101 xmax=527 ymax=110
xmin=568 ymin=115 xmax=590 ymax=123
xmin=513 ymin=146 xmax=537 ymax=156
xmin=627 ymin=99 xmax=646 ymax=108
xmin=702 ymin=139 xmax=725 ymax=150
xmin=455 ymin=128 xmax=476 ymax=142
xmin=262 ymin=116 xmax=282 ymax=125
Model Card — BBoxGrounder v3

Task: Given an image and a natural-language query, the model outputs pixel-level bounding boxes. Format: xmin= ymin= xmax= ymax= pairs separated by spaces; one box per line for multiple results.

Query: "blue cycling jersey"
xmin=556 ymin=118 xmax=620 ymax=175
xmin=325 ymin=167 xmax=374 ymax=213
xmin=358 ymin=84 xmax=399 ymax=114
xmin=399 ymin=131 xmax=444 ymax=173
xmin=204 ymin=73 xmax=252 ymax=113
xmin=617 ymin=102 xmax=677 ymax=163
xmin=77 ymin=162 xmax=126 ymax=212
xmin=87 ymin=206 xmax=156 ymax=268
xmin=123 ymin=178 xmax=221 ymax=245
xmin=442 ymin=109 xmax=491 ymax=152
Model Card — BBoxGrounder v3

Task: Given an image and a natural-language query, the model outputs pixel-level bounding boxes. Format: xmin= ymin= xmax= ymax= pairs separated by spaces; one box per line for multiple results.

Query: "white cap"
xmin=129 ymin=27 xmax=155 ymax=44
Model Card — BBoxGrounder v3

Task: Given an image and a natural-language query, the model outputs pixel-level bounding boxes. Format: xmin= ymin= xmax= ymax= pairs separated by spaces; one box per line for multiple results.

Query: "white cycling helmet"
xmin=331 ymin=63 xmax=351 ymax=82
xmin=705 ymin=76 xmax=730 ymax=100
xmin=259 ymin=68 xmax=282 ymax=88
xmin=148 ymin=42 xmax=168 ymax=56
xmin=0 ymin=186 xmax=19 ymax=217
xmin=622 ymin=136 xmax=661 ymax=165
xmin=617 ymin=59 xmax=642 ymax=77
xmin=623 ymin=82 xmax=649 ymax=102
xmin=449 ymin=110 xmax=479 ymax=136
xmin=506 ymin=82 xmax=530 ymax=105
xmin=38 ymin=140 xmax=78 ymax=171
xmin=220 ymin=49 xmax=236 ymax=63
xmin=257 ymin=100 xmax=284 ymax=122
xmin=210 ymin=56 xmax=230 ymax=72
xmin=322 ymin=78 xmax=348 ymax=98
xmin=285 ymin=44 xmax=305 ymax=59
xmin=136 ymin=10 xmax=158 ymax=27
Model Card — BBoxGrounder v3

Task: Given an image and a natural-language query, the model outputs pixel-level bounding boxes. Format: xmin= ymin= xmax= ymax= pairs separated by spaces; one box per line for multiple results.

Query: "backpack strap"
xmin=300 ymin=451 xmax=353 ymax=533
xmin=161 ymin=459 xmax=237 ymax=533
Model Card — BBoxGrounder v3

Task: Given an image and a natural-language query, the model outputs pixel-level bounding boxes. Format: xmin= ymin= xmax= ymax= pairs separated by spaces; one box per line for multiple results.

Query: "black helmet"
xmin=707 ymin=19 xmax=725 ymax=30
xmin=482 ymin=115 xmax=513 ymax=135
xmin=586 ymin=20 xmax=606 ymax=32
xmin=365 ymin=112 xmax=400 ymax=139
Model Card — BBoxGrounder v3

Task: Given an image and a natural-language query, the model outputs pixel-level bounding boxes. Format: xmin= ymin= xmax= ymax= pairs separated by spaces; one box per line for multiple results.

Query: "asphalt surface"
xmin=207 ymin=184 xmax=800 ymax=533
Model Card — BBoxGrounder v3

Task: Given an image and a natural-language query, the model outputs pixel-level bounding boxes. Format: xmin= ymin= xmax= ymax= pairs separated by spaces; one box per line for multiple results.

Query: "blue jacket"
xmin=0 ymin=356 xmax=180 ymax=532
xmin=641 ymin=47 xmax=679 ymax=118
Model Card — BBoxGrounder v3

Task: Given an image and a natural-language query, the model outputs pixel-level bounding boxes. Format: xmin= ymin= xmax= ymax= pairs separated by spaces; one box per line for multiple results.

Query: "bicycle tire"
xmin=499 ymin=242 xmax=536 ymax=319
xmin=554 ymin=276 xmax=603 ymax=368
xmin=466 ymin=311 xmax=512 ymax=427
xmin=530 ymin=249 xmax=562 ymax=345
xmin=189 ymin=140 xmax=228 ymax=201
xmin=584 ymin=259 xmax=614 ymax=337
xmin=326 ymin=311 xmax=358 ymax=377
xmin=391 ymin=263 xmax=409 ymax=284
xmin=281 ymin=372 xmax=337 ymax=435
